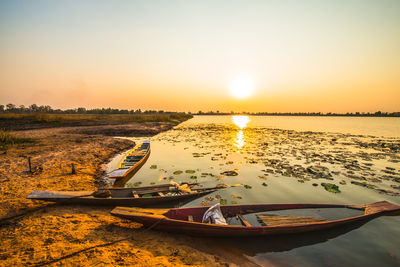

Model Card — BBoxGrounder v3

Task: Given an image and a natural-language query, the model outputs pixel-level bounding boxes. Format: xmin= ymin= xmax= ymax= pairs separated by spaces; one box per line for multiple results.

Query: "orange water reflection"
xmin=232 ymin=115 xmax=250 ymax=149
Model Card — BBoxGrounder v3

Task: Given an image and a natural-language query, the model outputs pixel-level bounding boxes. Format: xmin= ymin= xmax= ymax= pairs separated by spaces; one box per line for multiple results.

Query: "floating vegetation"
xmin=215 ymin=195 xmax=222 ymax=199
xmin=244 ymin=184 xmax=252 ymax=189
xmin=231 ymin=184 xmax=242 ymax=187
xmin=220 ymin=170 xmax=238 ymax=176
xmin=231 ymin=194 xmax=242 ymax=199
xmin=173 ymin=170 xmax=183 ymax=175
xmin=126 ymin=182 xmax=142 ymax=188
xmin=231 ymin=201 xmax=238 ymax=205
xmin=262 ymin=182 xmax=268 ymax=187
xmin=216 ymin=183 xmax=229 ymax=188
xmin=321 ymin=183 xmax=341 ymax=193
xmin=219 ymin=199 xmax=227 ymax=205
xmin=201 ymin=201 xmax=209 ymax=206
xmin=154 ymin=119 xmax=400 ymax=198
xmin=150 ymin=182 xmax=155 ymax=185
xmin=190 ymin=175 xmax=197 ymax=179
xmin=351 ymin=181 xmax=375 ymax=189
xmin=150 ymin=165 xmax=157 ymax=169
xmin=185 ymin=170 xmax=196 ymax=174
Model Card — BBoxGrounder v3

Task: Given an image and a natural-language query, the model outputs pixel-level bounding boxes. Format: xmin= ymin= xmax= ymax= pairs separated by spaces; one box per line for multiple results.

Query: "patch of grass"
xmin=0 ymin=130 xmax=35 ymax=148
xmin=0 ymin=113 xmax=193 ymax=130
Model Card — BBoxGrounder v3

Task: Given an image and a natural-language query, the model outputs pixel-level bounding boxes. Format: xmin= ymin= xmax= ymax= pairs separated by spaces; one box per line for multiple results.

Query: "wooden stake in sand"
xmin=28 ymin=157 xmax=32 ymax=173
xmin=71 ymin=163 xmax=76 ymax=174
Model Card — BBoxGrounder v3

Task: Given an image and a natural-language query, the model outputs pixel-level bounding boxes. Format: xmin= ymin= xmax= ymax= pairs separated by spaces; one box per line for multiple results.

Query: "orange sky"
xmin=1 ymin=1 xmax=399 ymax=112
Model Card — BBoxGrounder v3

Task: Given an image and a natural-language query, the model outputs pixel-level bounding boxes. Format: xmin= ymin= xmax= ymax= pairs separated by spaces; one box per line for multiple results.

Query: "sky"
xmin=1 ymin=0 xmax=399 ymax=113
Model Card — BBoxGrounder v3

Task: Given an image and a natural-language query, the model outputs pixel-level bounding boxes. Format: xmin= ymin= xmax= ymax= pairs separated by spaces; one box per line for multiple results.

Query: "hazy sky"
xmin=1 ymin=0 xmax=399 ymax=112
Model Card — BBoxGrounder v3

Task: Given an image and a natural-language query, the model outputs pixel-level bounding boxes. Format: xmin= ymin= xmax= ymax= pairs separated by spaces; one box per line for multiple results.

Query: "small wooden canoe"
xmin=108 ymin=140 xmax=150 ymax=179
xmin=27 ymin=183 xmax=217 ymax=206
xmin=111 ymin=201 xmax=400 ymax=236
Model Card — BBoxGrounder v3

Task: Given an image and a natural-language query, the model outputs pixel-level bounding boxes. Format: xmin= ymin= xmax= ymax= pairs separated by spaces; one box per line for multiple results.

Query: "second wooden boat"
xmin=111 ymin=201 xmax=400 ymax=236
xmin=27 ymin=183 xmax=217 ymax=206
xmin=108 ymin=140 xmax=150 ymax=179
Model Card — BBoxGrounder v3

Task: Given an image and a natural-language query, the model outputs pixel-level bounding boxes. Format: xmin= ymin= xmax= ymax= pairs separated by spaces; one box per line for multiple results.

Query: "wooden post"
xmin=28 ymin=157 xmax=32 ymax=173
xmin=71 ymin=163 xmax=76 ymax=174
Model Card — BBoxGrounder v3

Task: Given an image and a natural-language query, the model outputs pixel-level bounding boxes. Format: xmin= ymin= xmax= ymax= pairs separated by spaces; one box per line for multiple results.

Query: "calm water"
xmin=107 ymin=115 xmax=400 ymax=266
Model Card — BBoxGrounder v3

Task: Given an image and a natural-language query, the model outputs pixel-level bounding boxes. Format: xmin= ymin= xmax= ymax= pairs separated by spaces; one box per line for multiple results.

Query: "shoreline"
xmin=0 ymin=121 xmax=239 ymax=266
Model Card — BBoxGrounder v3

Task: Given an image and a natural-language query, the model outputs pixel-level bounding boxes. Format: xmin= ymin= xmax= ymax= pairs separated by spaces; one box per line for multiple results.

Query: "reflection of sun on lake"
xmin=232 ymin=115 xmax=250 ymax=129
xmin=232 ymin=115 xmax=250 ymax=149
xmin=235 ymin=130 xmax=245 ymax=149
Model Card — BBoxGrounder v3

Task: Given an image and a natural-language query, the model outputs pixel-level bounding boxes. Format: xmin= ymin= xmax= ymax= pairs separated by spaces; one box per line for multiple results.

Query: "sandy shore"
xmin=0 ymin=123 xmax=240 ymax=266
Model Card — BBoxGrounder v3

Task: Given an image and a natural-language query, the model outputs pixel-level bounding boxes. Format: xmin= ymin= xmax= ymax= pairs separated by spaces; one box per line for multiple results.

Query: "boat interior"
xmin=164 ymin=206 xmax=366 ymax=227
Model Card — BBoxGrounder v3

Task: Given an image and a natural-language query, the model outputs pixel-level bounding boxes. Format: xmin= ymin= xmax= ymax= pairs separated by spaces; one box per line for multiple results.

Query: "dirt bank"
xmin=0 ymin=124 xmax=239 ymax=266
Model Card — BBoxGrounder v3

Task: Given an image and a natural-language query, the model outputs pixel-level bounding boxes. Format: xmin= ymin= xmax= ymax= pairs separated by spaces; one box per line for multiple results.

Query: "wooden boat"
xmin=108 ymin=140 xmax=150 ymax=179
xmin=111 ymin=201 xmax=400 ymax=237
xmin=27 ymin=183 xmax=217 ymax=206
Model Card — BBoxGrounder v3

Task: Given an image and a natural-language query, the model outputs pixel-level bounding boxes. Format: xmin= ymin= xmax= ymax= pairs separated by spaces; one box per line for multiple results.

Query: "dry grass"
xmin=0 ymin=113 xmax=192 ymax=130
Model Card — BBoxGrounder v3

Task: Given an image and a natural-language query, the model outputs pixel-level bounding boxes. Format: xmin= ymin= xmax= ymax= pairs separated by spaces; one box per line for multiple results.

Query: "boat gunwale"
xmin=112 ymin=201 xmax=400 ymax=231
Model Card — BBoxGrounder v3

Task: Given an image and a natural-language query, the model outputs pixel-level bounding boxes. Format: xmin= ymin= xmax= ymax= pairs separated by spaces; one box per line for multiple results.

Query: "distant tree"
xmin=77 ymin=107 xmax=86 ymax=114
xmin=0 ymin=105 xmax=4 ymax=112
xmin=6 ymin=103 xmax=16 ymax=111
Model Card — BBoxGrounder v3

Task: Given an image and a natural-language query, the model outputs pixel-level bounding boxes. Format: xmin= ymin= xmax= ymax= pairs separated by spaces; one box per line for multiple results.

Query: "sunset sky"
xmin=1 ymin=0 xmax=399 ymax=113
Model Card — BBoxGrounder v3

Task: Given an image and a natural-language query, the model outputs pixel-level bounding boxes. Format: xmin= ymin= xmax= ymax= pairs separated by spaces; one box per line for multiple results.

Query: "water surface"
xmin=107 ymin=115 xmax=400 ymax=266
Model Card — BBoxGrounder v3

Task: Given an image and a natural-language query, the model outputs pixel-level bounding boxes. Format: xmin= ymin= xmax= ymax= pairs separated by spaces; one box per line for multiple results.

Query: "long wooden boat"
xmin=108 ymin=140 xmax=150 ymax=179
xmin=27 ymin=183 xmax=217 ymax=206
xmin=111 ymin=201 xmax=400 ymax=236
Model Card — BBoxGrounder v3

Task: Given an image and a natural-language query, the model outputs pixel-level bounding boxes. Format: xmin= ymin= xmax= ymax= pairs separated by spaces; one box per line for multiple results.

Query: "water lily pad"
xmin=321 ymin=183 xmax=341 ymax=193
xmin=312 ymin=183 xmax=318 ymax=186
xmin=150 ymin=165 xmax=157 ymax=169
xmin=339 ymin=180 xmax=347 ymax=185
xmin=231 ymin=201 xmax=238 ymax=205
xmin=220 ymin=199 xmax=227 ymax=205
xmin=190 ymin=175 xmax=197 ymax=179
xmin=221 ymin=170 xmax=239 ymax=176
xmin=150 ymin=182 xmax=155 ymax=185
xmin=244 ymin=184 xmax=252 ymax=189
xmin=262 ymin=182 xmax=268 ymax=187
xmin=201 ymin=201 xmax=209 ymax=206
xmin=173 ymin=170 xmax=183 ymax=175
xmin=185 ymin=170 xmax=196 ymax=174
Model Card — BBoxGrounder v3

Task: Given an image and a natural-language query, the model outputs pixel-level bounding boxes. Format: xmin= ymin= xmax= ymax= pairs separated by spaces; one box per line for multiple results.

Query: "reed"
xmin=0 ymin=130 xmax=35 ymax=146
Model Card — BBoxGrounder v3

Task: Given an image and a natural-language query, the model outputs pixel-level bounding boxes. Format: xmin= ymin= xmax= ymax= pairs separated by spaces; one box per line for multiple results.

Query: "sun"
xmin=230 ymin=76 xmax=255 ymax=99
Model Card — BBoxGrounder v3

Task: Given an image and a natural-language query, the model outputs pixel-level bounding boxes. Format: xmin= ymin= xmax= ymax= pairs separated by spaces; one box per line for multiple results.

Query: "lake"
xmin=107 ymin=115 xmax=400 ymax=266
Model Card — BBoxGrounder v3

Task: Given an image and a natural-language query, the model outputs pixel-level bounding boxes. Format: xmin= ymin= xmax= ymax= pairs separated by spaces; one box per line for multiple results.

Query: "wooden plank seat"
xmin=237 ymin=214 xmax=252 ymax=227
xmin=256 ymin=214 xmax=326 ymax=227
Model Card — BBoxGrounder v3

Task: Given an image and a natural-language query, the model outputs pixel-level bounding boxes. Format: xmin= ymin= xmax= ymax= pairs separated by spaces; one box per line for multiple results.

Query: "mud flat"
xmin=0 ymin=123 xmax=236 ymax=266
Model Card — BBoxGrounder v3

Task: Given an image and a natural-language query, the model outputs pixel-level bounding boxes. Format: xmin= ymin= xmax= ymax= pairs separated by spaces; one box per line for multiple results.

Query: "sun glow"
xmin=232 ymin=115 xmax=250 ymax=129
xmin=230 ymin=76 xmax=255 ymax=99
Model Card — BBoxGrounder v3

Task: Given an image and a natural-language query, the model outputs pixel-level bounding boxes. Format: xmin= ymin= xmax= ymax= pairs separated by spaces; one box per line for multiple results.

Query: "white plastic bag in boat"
xmin=202 ymin=203 xmax=227 ymax=225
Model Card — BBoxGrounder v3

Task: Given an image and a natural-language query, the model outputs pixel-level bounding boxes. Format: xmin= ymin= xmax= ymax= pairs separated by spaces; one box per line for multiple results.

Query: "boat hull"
xmin=111 ymin=202 xmax=400 ymax=237
xmin=27 ymin=188 xmax=215 ymax=207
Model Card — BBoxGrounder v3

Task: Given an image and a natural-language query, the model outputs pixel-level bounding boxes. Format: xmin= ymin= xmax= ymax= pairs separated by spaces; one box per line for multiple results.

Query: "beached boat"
xmin=111 ymin=201 xmax=400 ymax=236
xmin=108 ymin=140 xmax=151 ymax=179
xmin=27 ymin=183 xmax=217 ymax=206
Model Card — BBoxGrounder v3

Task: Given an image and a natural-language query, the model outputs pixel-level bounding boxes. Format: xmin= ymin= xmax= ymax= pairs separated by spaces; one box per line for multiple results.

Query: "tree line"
xmin=196 ymin=111 xmax=400 ymax=117
xmin=0 ymin=103 xmax=186 ymax=115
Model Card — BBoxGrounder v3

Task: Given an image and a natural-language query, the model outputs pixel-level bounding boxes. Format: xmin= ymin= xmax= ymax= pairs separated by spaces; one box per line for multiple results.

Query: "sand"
xmin=0 ymin=124 xmax=239 ymax=266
